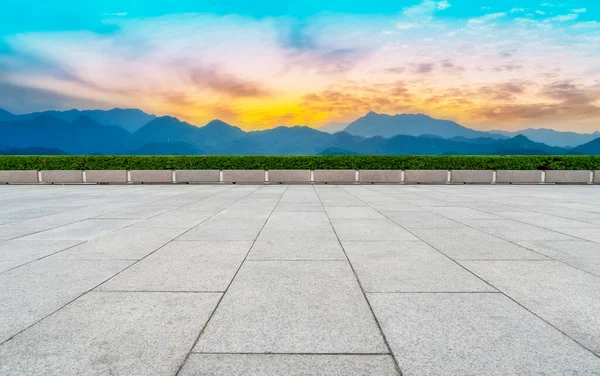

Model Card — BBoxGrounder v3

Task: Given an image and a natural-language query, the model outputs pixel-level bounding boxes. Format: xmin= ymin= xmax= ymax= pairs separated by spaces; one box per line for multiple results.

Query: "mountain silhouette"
xmin=2 ymin=108 xmax=156 ymax=132
xmin=318 ymin=122 xmax=349 ymax=134
xmin=129 ymin=142 xmax=202 ymax=155
xmin=0 ymin=146 xmax=67 ymax=155
xmin=320 ymin=134 xmax=565 ymax=155
xmin=1 ymin=115 xmax=131 ymax=154
xmin=344 ymin=112 xmax=505 ymax=139
xmin=1 ymin=108 xmax=599 ymax=155
xmin=570 ymin=137 xmax=600 ymax=155
xmin=490 ymin=128 xmax=600 ymax=148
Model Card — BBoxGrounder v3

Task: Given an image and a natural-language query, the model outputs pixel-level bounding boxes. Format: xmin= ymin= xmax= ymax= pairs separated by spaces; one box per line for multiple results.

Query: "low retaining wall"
xmin=223 ymin=170 xmax=265 ymax=183
xmin=269 ymin=170 xmax=311 ymax=183
xmin=130 ymin=170 xmax=173 ymax=183
xmin=451 ymin=170 xmax=493 ymax=184
xmin=496 ymin=170 xmax=544 ymax=184
xmin=405 ymin=170 xmax=449 ymax=184
xmin=0 ymin=170 xmax=39 ymax=184
xmin=85 ymin=170 xmax=128 ymax=184
xmin=545 ymin=170 xmax=592 ymax=184
xmin=314 ymin=170 xmax=356 ymax=184
xmin=359 ymin=170 xmax=403 ymax=183
xmin=175 ymin=170 xmax=220 ymax=183
xmin=40 ymin=170 xmax=83 ymax=184
xmin=1 ymin=170 xmax=599 ymax=184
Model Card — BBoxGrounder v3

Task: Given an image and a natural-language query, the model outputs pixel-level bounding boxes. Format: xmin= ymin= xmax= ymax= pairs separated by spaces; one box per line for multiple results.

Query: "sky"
xmin=0 ymin=1 xmax=599 ymax=132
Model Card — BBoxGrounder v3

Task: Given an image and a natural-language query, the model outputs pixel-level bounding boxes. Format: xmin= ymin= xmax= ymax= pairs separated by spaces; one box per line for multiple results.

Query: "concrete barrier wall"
xmin=40 ymin=170 xmax=83 ymax=184
xmin=130 ymin=170 xmax=173 ymax=183
xmin=545 ymin=170 xmax=591 ymax=184
xmin=86 ymin=170 xmax=128 ymax=184
xmin=0 ymin=170 xmax=39 ymax=184
xmin=175 ymin=170 xmax=220 ymax=183
xmin=223 ymin=170 xmax=265 ymax=183
xmin=496 ymin=170 xmax=543 ymax=184
xmin=359 ymin=170 xmax=403 ymax=183
xmin=1 ymin=169 xmax=598 ymax=184
xmin=314 ymin=170 xmax=356 ymax=183
xmin=269 ymin=170 xmax=311 ymax=183
xmin=405 ymin=170 xmax=448 ymax=184
xmin=451 ymin=170 xmax=494 ymax=184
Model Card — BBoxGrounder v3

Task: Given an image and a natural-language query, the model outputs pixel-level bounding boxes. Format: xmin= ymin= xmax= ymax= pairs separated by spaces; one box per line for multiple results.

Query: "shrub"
xmin=0 ymin=155 xmax=599 ymax=170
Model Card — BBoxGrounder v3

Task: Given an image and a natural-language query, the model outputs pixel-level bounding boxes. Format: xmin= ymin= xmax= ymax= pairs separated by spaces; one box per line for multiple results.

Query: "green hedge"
xmin=1 ymin=155 xmax=599 ymax=170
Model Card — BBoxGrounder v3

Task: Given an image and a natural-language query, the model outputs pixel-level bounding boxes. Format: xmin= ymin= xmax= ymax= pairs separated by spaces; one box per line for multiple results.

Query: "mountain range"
xmin=1 ymin=108 xmax=599 ymax=155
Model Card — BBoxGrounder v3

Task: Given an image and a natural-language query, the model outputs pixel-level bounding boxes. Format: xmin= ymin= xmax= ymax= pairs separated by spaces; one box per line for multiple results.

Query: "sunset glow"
xmin=1 ymin=1 xmax=599 ymax=131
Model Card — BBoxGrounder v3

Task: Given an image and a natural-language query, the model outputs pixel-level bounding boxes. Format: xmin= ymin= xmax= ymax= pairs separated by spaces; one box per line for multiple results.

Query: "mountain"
xmin=1 ymin=109 xmax=597 ymax=155
xmin=248 ymin=126 xmax=338 ymax=155
xmin=132 ymin=116 xmax=199 ymax=146
xmin=0 ymin=115 xmax=132 ymax=154
xmin=570 ymin=137 xmax=600 ymax=155
xmin=318 ymin=122 xmax=348 ymax=134
xmin=0 ymin=146 xmax=67 ymax=155
xmin=490 ymin=128 xmax=600 ymax=148
xmin=129 ymin=142 xmax=201 ymax=155
xmin=318 ymin=134 xmax=566 ymax=155
xmin=1 ymin=108 xmax=156 ymax=132
xmin=0 ymin=109 xmax=17 ymax=122
xmin=345 ymin=112 xmax=506 ymax=139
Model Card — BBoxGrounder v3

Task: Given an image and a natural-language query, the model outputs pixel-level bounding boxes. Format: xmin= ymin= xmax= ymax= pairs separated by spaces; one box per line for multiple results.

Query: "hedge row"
xmin=1 ymin=155 xmax=600 ymax=170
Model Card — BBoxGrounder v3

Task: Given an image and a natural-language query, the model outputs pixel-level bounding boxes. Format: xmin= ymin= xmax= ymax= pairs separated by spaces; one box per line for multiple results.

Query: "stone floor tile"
xmin=195 ymin=261 xmax=387 ymax=353
xmin=0 ymin=259 xmax=131 ymax=342
xmin=248 ymin=239 xmax=345 ymax=260
xmin=99 ymin=241 xmax=252 ymax=291
xmin=369 ymin=293 xmax=600 ymax=375
xmin=22 ymin=219 xmax=137 ymax=241
xmin=411 ymin=228 xmax=547 ymax=259
xmin=179 ymin=219 xmax=267 ymax=241
xmin=462 ymin=260 xmax=600 ymax=354
xmin=518 ymin=240 xmax=600 ymax=276
xmin=180 ymin=354 xmax=399 ymax=376
xmin=49 ymin=227 xmax=185 ymax=260
xmin=330 ymin=219 xmax=418 ymax=242
xmin=0 ymin=239 xmax=81 ymax=273
xmin=344 ymin=241 xmax=495 ymax=292
xmin=0 ymin=292 xmax=221 ymax=376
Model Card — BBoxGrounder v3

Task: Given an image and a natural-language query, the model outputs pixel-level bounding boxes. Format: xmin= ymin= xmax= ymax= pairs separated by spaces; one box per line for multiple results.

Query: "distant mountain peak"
xmin=511 ymin=134 xmax=531 ymax=142
xmin=345 ymin=111 xmax=494 ymax=139
xmin=204 ymin=119 xmax=235 ymax=128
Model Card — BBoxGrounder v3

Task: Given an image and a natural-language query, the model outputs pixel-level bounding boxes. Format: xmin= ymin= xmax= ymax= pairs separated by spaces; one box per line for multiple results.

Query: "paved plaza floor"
xmin=1 ymin=184 xmax=600 ymax=375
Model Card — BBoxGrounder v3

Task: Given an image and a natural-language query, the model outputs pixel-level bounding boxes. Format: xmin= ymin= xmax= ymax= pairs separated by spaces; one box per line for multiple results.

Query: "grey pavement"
xmin=0 ymin=184 xmax=600 ymax=375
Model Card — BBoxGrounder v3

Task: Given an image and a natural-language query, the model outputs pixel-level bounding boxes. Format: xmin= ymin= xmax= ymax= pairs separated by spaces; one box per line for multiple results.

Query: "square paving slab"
xmin=195 ymin=260 xmax=388 ymax=353
xmin=179 ymin=354 xmax=399 ymax=375
xmin=368 ymin=293 xmax=600 ymax=376
xmin=0 ymin=292 xmax=221 ymax=376
xmin=1 ymin=184 xmax=600 ymax=375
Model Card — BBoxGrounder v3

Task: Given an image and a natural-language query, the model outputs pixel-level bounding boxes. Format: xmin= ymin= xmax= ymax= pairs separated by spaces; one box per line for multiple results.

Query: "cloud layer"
xmin=0 ymin=1 xmax=599 ymax=132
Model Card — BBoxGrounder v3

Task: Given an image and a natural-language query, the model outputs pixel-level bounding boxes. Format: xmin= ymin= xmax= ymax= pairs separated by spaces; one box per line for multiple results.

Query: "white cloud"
xmin=396 ymin=22 xmax=420 ymax=30
xmin=535 ymin=10 xmax=546 ymax=15
xmin=572 ymin=21 xmax=600 ymax=29
xmin=467 ymin=12 xmax=506 ymax=27
xmin=546 ymin=14 xmax=579 ymax=22
xmin=510 ymin=8 xmax=525 ymax=13
xmin=402 ymin=0 xmax=451 ymax=20
xmin=437 ymin=1 xmax=451 ymax=10
xmin=572 ymin=8 xmax=587 ymax=13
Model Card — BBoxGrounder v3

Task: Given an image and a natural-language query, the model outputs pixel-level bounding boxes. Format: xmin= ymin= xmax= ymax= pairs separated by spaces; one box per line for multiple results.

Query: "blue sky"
xmin=1 ymin=1 xmax=599 ymax=132
xmin=1 ymin=0 xmax=596 ymax=32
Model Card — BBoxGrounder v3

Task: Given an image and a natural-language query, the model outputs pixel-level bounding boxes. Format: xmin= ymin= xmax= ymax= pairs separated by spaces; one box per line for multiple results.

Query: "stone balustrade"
xmin=0 ymin=169 xmax=598 ymax=184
